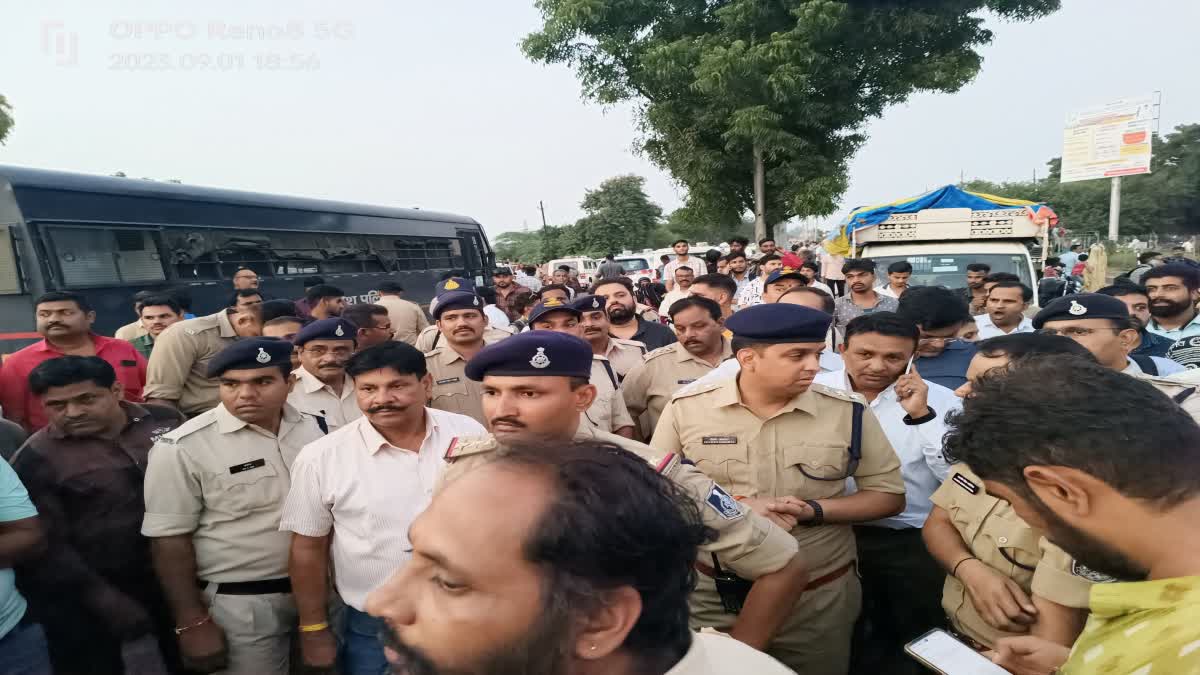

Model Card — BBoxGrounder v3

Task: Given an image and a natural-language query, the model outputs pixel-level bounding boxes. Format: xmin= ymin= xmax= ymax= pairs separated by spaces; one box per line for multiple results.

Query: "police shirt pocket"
xmin=430 ymin=378 xmax=469 ymax=401
xmin=211 ymin=462 xmax=282 ymax=514
xmin=685 ymin=441 xmax=750 ymax=489
xmin=990 ymin=519 xmax=1041 ymax=575
xmin=783 ymin=442 xmax=849 ymax=497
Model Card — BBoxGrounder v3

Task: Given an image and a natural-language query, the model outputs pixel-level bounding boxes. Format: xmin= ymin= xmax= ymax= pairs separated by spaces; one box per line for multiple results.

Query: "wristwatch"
xmin=802 ymin=499 xmax=824 ymax=526
xmin=902 ymin=406 xmax=937 ymax=426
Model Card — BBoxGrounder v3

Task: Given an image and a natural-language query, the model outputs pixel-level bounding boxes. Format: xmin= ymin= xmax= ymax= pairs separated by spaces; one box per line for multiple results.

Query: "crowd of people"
xmin=1 ymin=239 xmax=1200 ymax=675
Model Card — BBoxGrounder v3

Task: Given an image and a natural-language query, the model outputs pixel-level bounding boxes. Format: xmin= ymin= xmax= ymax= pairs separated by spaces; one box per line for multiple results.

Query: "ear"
xmin=1023 ymin=466 xmax=1093 ymax=518
xmin=573 ymin=383 xmax=597 ymax=412
xmin=420 ymin=373 xmax=433 ymax=399
xmin=734 ymin=347 xmax=756 ymax=370
xmin=574 ymin=586 xmax=642 ymax=661
xmin=86 ymin=311 xmax=97 ymax=323
xmin=1117 ymin=328 xmax=1140 ymax=353
xmin=111 ymin=381 xmax=125 ymax=399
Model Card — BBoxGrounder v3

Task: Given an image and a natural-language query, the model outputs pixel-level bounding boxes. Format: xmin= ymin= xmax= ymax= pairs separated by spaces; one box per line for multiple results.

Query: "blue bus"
xmin=0 ymin=165 xmax=494 ymax=351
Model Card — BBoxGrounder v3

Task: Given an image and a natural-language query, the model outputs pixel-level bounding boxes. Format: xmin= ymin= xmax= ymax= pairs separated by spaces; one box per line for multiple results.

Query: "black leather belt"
xmin=198 ymin=577 xmax=292 ymax=595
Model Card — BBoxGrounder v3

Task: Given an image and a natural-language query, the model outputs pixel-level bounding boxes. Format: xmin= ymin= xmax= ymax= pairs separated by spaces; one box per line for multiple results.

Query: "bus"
xmin=0 ymin=165 xmax=494 ymax=351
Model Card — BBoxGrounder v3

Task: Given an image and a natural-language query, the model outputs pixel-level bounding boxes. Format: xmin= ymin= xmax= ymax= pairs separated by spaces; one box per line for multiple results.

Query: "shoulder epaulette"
xmin=612 ymin=337 xmax=647 ymax=353
xmin=671 ymin=381 xmax=721 ymax=400
xmin=443 ymin=435 xmax=500 ymax=462
xmin=810 ymin=383 xmax=866 ymax=403
xmin=643 ymin=343 xmax=678 ymax=363
xmin=424 ymin=347 xmax=446 ymax=359
xmin=159 ymin=410 xmax=218 ymax=443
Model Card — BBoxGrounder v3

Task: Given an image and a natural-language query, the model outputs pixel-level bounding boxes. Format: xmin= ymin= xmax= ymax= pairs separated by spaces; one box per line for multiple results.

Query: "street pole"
xmin=1108 ymin=176 xmax=1121 ymax=241
xmin=538 ymin=200 xmax=549 ymax=263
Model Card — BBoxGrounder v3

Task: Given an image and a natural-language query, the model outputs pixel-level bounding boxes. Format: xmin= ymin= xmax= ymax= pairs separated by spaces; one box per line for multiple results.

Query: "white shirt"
xmin=663 ymin=257 xmax=700 ymax=290
xmin=483 ymin=304 xmax=511 ymax=329
xmin=659 ymin=288 xmax=691 ymax=317
xmin=814 ymin=369 xmax=959 ymax=529
xmin=287 ymin=368 xmax=362 ymax=429
xmin=515 ymin=272 xmax=542 ymax=293
xmin=1123 ymin=355 xmax=1187 ymax=377
xmin=665 ymin=631 xmax=794 ymax=675
xmin=735 ymin=278 xmax=764 ymax=307
xmin=973 ymin=313 xmax=1034 ymax=340
xmin=809 ymin=280 xmax=834 ymax=296
xmin=875 ymin=284 xmax=905 ymax=299
xmin=279 ymin=409 xmax=486 ymax=610
xmin=677 ymin=351 xmax=844 ymax=396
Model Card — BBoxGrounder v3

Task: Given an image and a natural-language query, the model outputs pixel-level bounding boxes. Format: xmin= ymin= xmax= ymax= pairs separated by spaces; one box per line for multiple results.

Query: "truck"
xmin=853 ymin=206 xmax=1046 ymax=305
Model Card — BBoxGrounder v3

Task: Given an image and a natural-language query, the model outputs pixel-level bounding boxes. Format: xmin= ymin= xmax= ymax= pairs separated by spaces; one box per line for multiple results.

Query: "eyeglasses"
xmin=303 ymin=346 xmax=353 ymax=358
xmin=918 ymin=336 xmax=959 ymax=346
xmin=1037 ymin=327 xmax=1121 ymax=338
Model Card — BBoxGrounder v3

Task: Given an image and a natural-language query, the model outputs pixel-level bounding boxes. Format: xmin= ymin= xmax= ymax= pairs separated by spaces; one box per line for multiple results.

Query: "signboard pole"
xmin=1108 ymin=176 xmax=1121 ymax=241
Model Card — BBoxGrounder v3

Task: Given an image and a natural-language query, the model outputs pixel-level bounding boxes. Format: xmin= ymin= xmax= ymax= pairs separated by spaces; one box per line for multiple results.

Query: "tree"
xmin=0 ymin=95 xmax=13 ymax=145
xmin=524 ymin=0 xmax=1060 ymax=240
xmin=493 ymin=230 xmax=546 ymax=262
xmin=573 ymin=174 xmax=663 ymax=255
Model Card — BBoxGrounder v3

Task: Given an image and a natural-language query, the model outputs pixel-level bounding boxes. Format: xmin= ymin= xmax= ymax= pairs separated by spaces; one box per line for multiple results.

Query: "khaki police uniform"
xmin=585 ymin=355 xmax=635 ymax=434
xmin=145 ymin=311 xmax=238 ymax=416
xmin=1137 ymin=371 xmax=1200 ymax=424
xmin=141 ymin=403 xmax=327 ymax=674
xmin=114 ymin=319 xmax=148 ymax=342
xmin=623 ymin=340 xmax=732 ymax=438
xmin=414 ymin=323 xmax=513 ymax=353
xmin=287 ymin=367 xmax=361 ymax=430
xmin=425 ymin=344 xmax=489 ymax=426
xmin=930 ymin=464 xmax=1099 ymax=649
xmin=441 ymin=424 xmax=799 ymax=583
xmin=376 ymin=294 xmax=429 ymax=346
xmin=653 ymin=379 xmax=904 ymax=675
xmin=599 ymin=337 xmax=647 ymax=380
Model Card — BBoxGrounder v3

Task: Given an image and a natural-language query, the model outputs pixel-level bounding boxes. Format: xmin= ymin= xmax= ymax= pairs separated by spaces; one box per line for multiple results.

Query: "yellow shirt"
xmin=1062 ymin=575 xmax=1200 ymax=674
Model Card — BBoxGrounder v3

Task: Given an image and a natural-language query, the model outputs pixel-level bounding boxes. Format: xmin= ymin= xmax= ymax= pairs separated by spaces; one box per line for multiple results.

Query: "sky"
xmin=1 ymin=1 xmax=1197 ymax=241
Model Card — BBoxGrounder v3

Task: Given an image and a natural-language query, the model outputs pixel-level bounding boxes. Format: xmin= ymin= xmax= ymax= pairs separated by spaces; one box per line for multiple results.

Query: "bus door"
xmin=457 ymin=229 xmax=491 ymax=287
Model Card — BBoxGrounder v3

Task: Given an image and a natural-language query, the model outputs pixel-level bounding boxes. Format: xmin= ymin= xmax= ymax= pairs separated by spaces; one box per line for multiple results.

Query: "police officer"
xmin=651 ymin=303 xmax=906 ymax=675
xmin=141 ymin=338 xmax=328 ymax=674
xmin=623 ymin=296 xmax=732 ymax=438
xmin=441 ymin=330 xmax=809 ymax=651
xmin=424 ymin=290 xmax=492 ymax=426
xmin=414 ymin=279 xmax=513 ymax=352
xmin=288 ymin=318 xmax=362 ymax=430
xmin=572 ymin=293 xmax=646 ymax=380
xmin=527 ymin=298 xmax=636 ymax=438
xmin=145 ymin=307 xmax=263 ymax=416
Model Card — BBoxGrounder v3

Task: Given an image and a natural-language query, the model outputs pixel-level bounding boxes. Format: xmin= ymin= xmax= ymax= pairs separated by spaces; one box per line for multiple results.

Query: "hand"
xmin=957 ymin=559 xmax=1038 ymax=632
xmin=736 ymin=496 xmax=798 ymax=530
xmin=895 ymin=369 xmax=930 ymax=419
xmin=768 ymin=496 xmax=817 ymax=525
xmin=177 ymin=618 xmax=228 ymax=674
xmin=120 ymin=634 xmax=169 ymax=675
xmin=990 ymin=635 xmax=1071 ymax=675
xmin=300 ymin=627 xmax=338 ymax=672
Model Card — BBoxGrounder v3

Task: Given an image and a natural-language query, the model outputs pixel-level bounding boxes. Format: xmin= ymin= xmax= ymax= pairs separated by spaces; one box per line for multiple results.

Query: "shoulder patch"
xmin=444 ymin=435 xmax=499 ymax=462
xmin=671 ymin=381 xmax=722 ymax=400
xmin=1071 ymin=560 xmax=1117 ymax=583
xmin=810 ymin=383 xmax=866 ymax=403
xmin=643 ymin=344 xmax=678 ymax=363
xmin=951 ymin=472 xmax=979 ymax=494
xmin=705 ymin=483 xmax=744 ymax=521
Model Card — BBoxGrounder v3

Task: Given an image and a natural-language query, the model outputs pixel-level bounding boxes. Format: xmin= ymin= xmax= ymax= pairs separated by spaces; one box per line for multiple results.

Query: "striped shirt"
xmin=278 ymin=409 xmax=486 ymax=610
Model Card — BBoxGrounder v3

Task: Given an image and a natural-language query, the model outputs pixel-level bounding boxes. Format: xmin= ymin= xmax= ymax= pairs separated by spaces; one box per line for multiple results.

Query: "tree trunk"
xmin=753 ymin=145 xmax=770 ymax=242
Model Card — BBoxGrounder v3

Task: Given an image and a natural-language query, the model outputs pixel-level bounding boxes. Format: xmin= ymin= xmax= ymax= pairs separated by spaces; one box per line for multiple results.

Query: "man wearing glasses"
xmin=896 ymin=286 xmax=978 ymax=390
xmin=651 ymin=303 xmax=905 ymax=675
xmin=1032 ymin=294 xmax=1185 ymax=377
xmin=287 ymin=318 xmax=362 ymax=430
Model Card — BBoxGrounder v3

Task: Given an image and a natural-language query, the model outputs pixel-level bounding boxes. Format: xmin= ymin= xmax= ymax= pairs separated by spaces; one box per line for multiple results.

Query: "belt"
xmin=198 ymin=578 xmax=292 ymax=595
xmin=695 ymin=560 xmax=854 ymax=593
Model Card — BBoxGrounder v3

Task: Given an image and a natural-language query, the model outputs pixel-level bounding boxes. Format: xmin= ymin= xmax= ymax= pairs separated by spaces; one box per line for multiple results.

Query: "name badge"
xmin=120 ymin=359 xmax=137 ymax=367
xmin=677 ymin=379 xmax=696 ymax=385
xmin=702 ymin=436 xmax=738 ymax=445
xmin=229 ymin=458 xmax=267 ymax=475
xmin=952 ymin=473 xmax=979 ymax=494
xmin=436 ymin=377 xmax=461 ymax=385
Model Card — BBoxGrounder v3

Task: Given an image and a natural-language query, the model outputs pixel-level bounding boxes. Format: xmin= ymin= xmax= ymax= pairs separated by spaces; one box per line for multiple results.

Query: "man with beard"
xmin=622 ymin=298 xmax=731 ymax=438
xmin=832 ymin=259 xmax=899 ymax=336
xmin=130 ymin=294 xmax=185 ymax=359
xmin=142 ymin=338 xmax=327 ymax=674
xmin=430 ymin=330 xmax=808 ymax=654
xmin=491 ymin=267 xmax=531 ymax=321
xmin=342 ymin=303 xmax=395 ymax=351
xmin=306 ymin=285 xmax=346 ymax=321
xmin=288 ymin=318 xmax=362 ymax=430
xmin=959 ymin=263 xmax=991 ymax=315
xmin=689 ymin=274 xmax=738 ymax=321
xmin=896 ymin=286 xmax=978 ymax=391
xmin=726 ymin=251 xmax=751 ymax=299
xmin=424 ymin=291 xmax=495 ymax=427
xmin=734 ymin=254 xmax=783 ymax=308
xmin=12 ymin=356 xmax=184 ymax=674
xmin=1032 ymin=294 xmax=1184 ymax=377
xmin=593 ymin=277 xmax=677 ymax=350
xmin=572 ymin=294 xmax=645 ymax=381
xmin=282 ymin=342 xmax=485 ymax=673
xmin=813 ymin=313 xmax=960 ymax=674
xmin=652 ymin=303 xmax=905 ymax=674
xmin=366 ymin=442 xmax=795 ymax=675
xmin=945 ymin=356 xmax=1200 ymax=675
xmin=1143 ymin=263 xmax=1200 ymax=340
xmin=1 ymin=292 xmax=147 ymax=433
xmin=1096 ymin=284 xmax=1175 ymax=358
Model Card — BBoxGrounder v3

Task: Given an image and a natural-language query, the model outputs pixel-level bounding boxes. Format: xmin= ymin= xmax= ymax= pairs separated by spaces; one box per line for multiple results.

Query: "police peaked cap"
xmin=294 ymin=318 xmax=357 ymax=346
xmin=465 ymin=330 xmax=593 ymax=381
xmin=206 ymin=338 xmax=294 ymax=377
xmin=1032 ymin=294 xmax=1130 ymax=330
xmin=725 ymin=303 xmax=831 ymax=344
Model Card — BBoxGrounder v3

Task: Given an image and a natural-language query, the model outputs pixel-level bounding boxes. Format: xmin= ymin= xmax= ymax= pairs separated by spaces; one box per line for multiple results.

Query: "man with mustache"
xmin=288 ymin=318 xmax=362 ymax=430
xmin=415 ymin=280 xmax=514 ymax=352
xmin=651 ymin=303 xmax=905 ymax=674
xmin=1 ymin=291 xmax=147 ymax=433
xmin=1143 ymin=263 xmax=1200 ymax=340
xmin=622 ymin=297 xmax=731 ymax=438
xmin=130 ymin=293 xmax=186 ymax=360
xmin=424 ymin=291 xmax=496 ymax=427
xmin=11 ymin=356 xmax=184 ymax=674
xmin=572 ymin=294 xmax=646 ymax=381
xmin=592 ymin=277 xmax=677 ymax=350
xmin=142 ymin=338 xmax=326 ymax=674
xmin=1096 ymin=284 xmax=1175 ymax=358
xmin=436 ymin=330 xmax=807 ymax=654
xmin=281 ymin=342 xmax=485 ymax=674
xmin=366 ymin=441 xmax=795 ymax=675
xmin=832 ymin=258 xmax=898 ymax=337
xmin=946 ymin=356 xmax=1200 ymax=675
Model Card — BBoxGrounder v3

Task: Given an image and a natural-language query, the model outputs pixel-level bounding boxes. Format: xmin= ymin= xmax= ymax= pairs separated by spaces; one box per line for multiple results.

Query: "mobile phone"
xmin=904 ymin=628 xmax=1009 ymax=674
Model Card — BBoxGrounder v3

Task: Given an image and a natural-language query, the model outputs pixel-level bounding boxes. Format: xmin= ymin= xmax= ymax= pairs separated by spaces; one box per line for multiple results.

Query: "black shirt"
xmin=631 ymin=315 xmax=677 ymax=351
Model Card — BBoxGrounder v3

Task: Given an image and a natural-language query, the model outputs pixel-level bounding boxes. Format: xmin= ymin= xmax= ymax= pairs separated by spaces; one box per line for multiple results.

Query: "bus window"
xmin=48 ymin=226 xmax=165 ymax=287
xmin=114 ymin=230 xmax=167 ymax=284
xmin=0 ymin=227 xmax=21 ymax=295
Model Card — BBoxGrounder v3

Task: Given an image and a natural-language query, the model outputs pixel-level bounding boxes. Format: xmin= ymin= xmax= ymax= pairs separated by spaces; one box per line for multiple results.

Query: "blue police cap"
xmin=725 ymin=304 xmax=831 ymax=344
xmin=764 ymin=266 xmax=807 ymax=285
xmin=569 ymin=294 xmax=607 ymax=313
xmin=206 ymin=337 xmax=294 ymax=377
xmin=294 ymin=318 xmax=357 ymax=346
xmin=1032 ymin=293 xmax=1130 ymax=330
xmin=432 ymin=290 xmax=483 ymax=319
xmin=465 ymin=330 xmax=593 ymax=381
xmin=435 ymin=277 xmax=476 ymax=295
xmin=528 ymin=297 xmax=582 ymax=325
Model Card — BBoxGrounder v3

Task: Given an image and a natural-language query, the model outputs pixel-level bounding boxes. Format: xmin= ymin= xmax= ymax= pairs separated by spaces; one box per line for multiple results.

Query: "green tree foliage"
xmin=0 ymin=95 xmax=14 ymax=145
xmin=964 ymin=124 xmax=1200 ymax=236
xmin=523 ymin=0 xmax=1060 ymax=239
xmin=493 ymin=230 xmax=546 ymax=262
